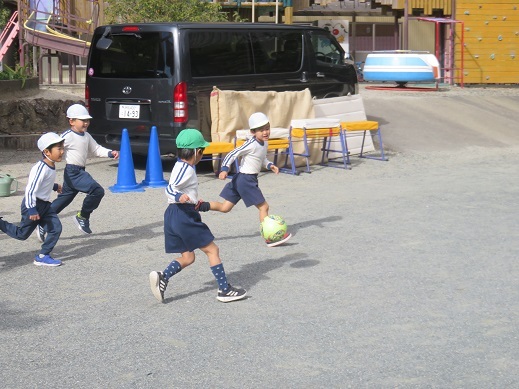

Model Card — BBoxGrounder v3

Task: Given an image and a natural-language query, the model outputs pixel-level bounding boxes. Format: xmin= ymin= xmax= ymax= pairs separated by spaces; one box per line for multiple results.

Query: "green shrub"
xmin=0 ymin=64 xmax=30 ymax=87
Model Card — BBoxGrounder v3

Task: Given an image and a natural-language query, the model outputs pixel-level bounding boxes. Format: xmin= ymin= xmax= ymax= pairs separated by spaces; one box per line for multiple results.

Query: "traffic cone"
xmin=109 ymin=128 xmax=145 ymax=193
xmin=141 ymin=126 xmax=168 ymax=188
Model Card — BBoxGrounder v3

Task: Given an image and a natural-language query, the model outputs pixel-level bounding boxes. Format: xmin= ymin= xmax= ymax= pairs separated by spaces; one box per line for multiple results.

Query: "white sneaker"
xmin=35 ymin=225 xmax=46 ymax=243
xmin=266 ymin=232 xmax=292 ymax=247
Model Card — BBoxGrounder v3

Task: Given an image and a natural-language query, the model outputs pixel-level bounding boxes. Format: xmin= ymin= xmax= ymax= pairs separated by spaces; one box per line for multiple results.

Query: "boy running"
xmin=0 ymin=133 xmax=65 ymax=266
xmin=37 ymin=103 xmax=119 ymax=240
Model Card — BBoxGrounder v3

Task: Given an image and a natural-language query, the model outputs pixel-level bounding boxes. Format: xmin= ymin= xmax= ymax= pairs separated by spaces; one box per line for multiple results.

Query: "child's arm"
xmin=25 ymin=164 xmax=43 ymax=220
xmin=264 ymin=156 xmax=279 ymax=174
xmin=195 ymin=200 xmax=211 ymax=212
xmin=166 ymin=184 xmax=192 ymax=204
xmin=177 ymin=193 xmax=191 ymax=203
xmin=87 ymin=133 xmax=117 ymax=159
xmin=219 ymin=141 xmax=253 ymax=179
xmin=165 ymin=162 xmax=196 ymax=204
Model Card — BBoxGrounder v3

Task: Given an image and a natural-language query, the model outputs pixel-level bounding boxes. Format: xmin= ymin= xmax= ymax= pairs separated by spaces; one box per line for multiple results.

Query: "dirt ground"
xmin=1 ymin=84 xmax=518 ymax=388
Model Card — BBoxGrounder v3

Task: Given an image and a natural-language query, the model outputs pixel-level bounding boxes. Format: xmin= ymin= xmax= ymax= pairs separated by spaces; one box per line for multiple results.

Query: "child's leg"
xmin=71 ymin=170 xmax=105 ymax=219
xmin=150 ymin=251 xmax=195 ymax=303
xmin=199 ymin=241 xmax=229 ymax=290
xmin=256 ymin=201 xmax=269 ymax=223
xmin=163 ymin=251 xmax=195 ymax=281
xmin=0 ymin=216 xmax=36 ymax=240
xmin=0 ymin=202 xmax=38 ymax=240
xmin=51 ymin=172 xmax=79 ymax=214
xmin=200 ymin=241 xmax=221 ymax=267
xmin=201 ymin=242 xmax=247 ymax=302
xmin=40 ymin=211 xmax=62 ymax=256
xmin=209 ymin=200 xmax=235 ymax=213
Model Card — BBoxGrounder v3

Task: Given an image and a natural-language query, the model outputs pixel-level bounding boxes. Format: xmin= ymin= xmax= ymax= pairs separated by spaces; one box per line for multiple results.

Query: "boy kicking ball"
xmin=207 ymin=112 xmax=292 ymax=247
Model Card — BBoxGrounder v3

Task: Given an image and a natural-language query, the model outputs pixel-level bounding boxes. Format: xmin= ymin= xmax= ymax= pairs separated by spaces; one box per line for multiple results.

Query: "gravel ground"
xmin=1 ymin=84 xmax=518 ymax=388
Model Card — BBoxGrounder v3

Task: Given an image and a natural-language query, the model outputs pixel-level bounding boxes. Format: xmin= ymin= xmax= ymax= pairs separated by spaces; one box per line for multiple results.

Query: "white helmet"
xmin=66 ymin=104 xmax=92 ymax=120
xmin=248 ymin=112 xmax=269 ymax=130
xmin=37 ymin=132 xmax=65 ymax=151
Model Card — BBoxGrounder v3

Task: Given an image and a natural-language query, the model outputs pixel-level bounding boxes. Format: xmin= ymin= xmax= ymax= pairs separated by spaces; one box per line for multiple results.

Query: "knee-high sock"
xmin=210 ymin=264 xmax=229 ymax=291
xmin=163 ymin=260 xmax=182 ymax=281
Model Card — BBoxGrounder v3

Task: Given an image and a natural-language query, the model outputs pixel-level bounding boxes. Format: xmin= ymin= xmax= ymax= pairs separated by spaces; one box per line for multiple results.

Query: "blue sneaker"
xmin=34 ymin=254 xmax=62 ymax=267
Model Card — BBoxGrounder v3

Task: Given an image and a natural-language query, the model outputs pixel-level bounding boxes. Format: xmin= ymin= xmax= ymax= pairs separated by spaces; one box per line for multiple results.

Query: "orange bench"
xmin=201 ymin=142 xmax=235 ymax=172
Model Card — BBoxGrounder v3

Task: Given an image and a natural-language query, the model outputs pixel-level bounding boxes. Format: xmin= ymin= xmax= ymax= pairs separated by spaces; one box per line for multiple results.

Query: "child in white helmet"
xmin=148 ymin=129 xmax=247 ymax=303
xmin=0 ymin=133 xmax=65 ymax=266
xmin=205 ymin=112 xmax=292 ymax=247
xmin=36 ymin=104 xmax=119 ymax=240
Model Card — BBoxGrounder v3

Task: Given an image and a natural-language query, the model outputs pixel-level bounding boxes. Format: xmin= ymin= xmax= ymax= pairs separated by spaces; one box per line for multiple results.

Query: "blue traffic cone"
xmin=109 ymin=128 xmax=145 ymax=193
xmin=142 ymin=126 xmax=168 ymax=188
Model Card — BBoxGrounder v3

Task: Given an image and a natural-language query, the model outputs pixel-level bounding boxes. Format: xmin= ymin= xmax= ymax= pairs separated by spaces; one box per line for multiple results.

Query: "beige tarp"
xmin=210 ymin=87 xmax=314 ymax=142
xmin=210 ymin=87 xmax=329 ymax=167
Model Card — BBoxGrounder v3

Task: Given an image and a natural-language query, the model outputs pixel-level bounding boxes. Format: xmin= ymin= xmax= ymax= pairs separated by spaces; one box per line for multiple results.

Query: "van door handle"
xmin=316 ymin=72 xmax=325 ymax=78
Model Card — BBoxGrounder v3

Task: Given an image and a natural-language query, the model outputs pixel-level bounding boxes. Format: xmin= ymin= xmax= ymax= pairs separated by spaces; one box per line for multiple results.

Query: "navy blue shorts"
xmin=219 ymin=173 xmax=265 ymax=207
xmin=164 ymin=203 xmax=214 ymax=254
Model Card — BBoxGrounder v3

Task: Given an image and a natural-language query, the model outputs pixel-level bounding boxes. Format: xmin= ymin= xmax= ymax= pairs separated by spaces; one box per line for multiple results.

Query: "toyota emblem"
xmin=122 ymin=86 xmax=132 ymax=95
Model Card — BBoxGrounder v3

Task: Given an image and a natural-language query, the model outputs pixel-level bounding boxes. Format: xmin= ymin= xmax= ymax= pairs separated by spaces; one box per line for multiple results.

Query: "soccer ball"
xmin=260 ymin=215 xmax=287 ymax=242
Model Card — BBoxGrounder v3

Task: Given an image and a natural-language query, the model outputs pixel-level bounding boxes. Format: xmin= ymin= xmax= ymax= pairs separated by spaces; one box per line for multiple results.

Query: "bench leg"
xmin=282 ymin=139 xmax=299 ymax=175
xmin=359 ymin=129 xmax=389 ymax=161
xmin=320 ymin=134 xmax=351 ymax=170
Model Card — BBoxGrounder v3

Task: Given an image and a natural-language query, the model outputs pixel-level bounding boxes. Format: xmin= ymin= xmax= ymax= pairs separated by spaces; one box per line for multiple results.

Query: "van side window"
xmin=251 ymin=32 xmax=303 ymax=73
xmin=89 ymin=32 xmax=174 ymax=78
xmin=189 ymin=31 xmax=253 ymax=77
xmin=310 ymin=32 xmax=343 ymax=65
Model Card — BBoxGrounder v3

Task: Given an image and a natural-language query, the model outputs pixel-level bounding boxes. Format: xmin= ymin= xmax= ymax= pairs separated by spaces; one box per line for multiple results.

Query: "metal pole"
xmin=252 ymin=0 xmax=255 ymax=23
xmin=403 ymin=0 xmax=409 ymax=50
xmin=275 ymin=0 xmax=279 ymax=24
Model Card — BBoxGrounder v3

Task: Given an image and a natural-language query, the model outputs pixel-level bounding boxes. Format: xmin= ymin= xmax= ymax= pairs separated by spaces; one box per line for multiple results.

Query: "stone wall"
xmin=0 ymin=97 xmax=81 ymax=150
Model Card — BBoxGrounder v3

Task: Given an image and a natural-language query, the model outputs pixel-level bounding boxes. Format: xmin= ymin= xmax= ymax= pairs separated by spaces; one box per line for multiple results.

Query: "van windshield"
xmin=309 ymin=31 xmax=344 ymax=65
xmin=89 ymin=32 xmax=174 ymax=78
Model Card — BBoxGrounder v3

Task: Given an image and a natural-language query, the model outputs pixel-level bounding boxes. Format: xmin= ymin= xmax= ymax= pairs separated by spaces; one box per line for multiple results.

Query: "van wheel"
xmin=343 ymin=83 xmax=357 ymax=96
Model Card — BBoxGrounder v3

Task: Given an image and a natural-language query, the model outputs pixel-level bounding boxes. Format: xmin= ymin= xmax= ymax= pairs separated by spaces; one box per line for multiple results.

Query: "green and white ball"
xmin=260 ymin=215 xmax=287 ymax=242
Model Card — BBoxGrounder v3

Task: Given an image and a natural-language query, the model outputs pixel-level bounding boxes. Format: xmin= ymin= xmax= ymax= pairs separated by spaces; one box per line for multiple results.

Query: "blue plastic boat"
xmin=363 ymin=51 xmax=440 ymax=85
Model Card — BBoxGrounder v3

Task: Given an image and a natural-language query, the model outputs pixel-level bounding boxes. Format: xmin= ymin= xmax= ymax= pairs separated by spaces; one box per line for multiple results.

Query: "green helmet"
xmin=176 ymin=129 xmax=210 ymax=149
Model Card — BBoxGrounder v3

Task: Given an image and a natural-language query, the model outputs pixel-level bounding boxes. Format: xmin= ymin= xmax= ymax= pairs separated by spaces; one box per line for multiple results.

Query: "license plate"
xmin=119 ymin=104 xmax=140 ymax=119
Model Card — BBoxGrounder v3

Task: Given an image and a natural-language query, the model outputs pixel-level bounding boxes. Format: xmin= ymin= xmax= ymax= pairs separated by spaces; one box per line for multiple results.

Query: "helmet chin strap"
xmin=43 ymin=152 xmax=60 ymax=164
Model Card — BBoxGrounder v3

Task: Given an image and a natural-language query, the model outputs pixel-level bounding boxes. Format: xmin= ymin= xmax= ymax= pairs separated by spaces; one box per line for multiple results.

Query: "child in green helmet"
xmin=149 ymin=129 xmax=247 ymax=303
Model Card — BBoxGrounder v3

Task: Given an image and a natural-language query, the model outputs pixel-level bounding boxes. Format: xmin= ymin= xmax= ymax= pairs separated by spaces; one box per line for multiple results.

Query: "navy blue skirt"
xmin=164 ymin=203 xmax=214 ymax=253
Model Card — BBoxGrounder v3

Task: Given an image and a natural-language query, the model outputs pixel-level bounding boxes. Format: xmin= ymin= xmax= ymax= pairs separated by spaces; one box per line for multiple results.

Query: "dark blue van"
xmin=85 ymin=22 xmax=358 ymax=155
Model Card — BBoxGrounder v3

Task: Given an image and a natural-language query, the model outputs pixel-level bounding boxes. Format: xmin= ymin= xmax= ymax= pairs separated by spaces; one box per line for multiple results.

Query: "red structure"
xmin=417 ymin=17 xmax=465 ymax=87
